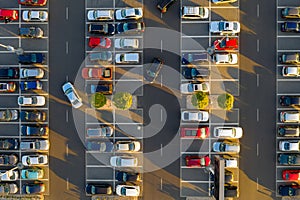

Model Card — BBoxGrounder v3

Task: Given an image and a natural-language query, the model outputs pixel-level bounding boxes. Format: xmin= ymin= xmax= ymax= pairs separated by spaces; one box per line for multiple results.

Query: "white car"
xmin=180 ymin=82 xmax=210 ymax=94
xmin=224 ymin=157 xmax=238 ymax=168
xmin=20 ymin=139 xmax=50 ymax=151
xmin=62 ymin=82 xmax=83 ymax=109
xmin=280 ymin=111 xmax=300 ymax=123
xmin=115 ymin=8 xmax=143 ymax=20
xmin=110 ymin=156 xmax=138 ymax=167
xmin=114 ymin=38 xmax=139 ymax=49
xmin=213 ymin=127 xmax=243 ymax=139
xmin=214 ymin=53 xmax=238 ymax=64
xmin=279 ymin=140 xmax=300 ymax=152
xmin=87 ymin=9 xmax=114 ymax=21
xmin=212 ymin=0 xmax=237 ymax=4
xmin=116 ymin=185 xmax=140 ymax=197
xmin=0 ymin=170 xmax=19 ymax=181
xmin=18 ymin=96 xmax=46 ymax=106
xmin=115 ymin=53 xmax=139 ymax=64
xmin=282 ymin=66 xmax=300 ymax=77
xmin=181 ymin=111 xmax=209 ymax=122
xmin=22 ymin=10 xmax=48 ymax=22
xmin=210 ymin=21 xmax=240 ymax=35
xmin=114 ymin=141 xmax=141 ymax=152
xmin=20 ymin=68 xmax=44 ymax=79
xmin=181 ymin=6 xmax=209 ymax=19
xmin=22 ymin=154 xmax=48 ymax=166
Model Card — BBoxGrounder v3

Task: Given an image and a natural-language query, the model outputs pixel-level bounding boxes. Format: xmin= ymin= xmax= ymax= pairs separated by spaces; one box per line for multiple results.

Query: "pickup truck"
xmin=87 ymin=83 xmax=113 ymax=94
xmin=182 ymin=53 xmax=209 ymax=64
xmin=88 ymin=23 xmax=115 ymax=35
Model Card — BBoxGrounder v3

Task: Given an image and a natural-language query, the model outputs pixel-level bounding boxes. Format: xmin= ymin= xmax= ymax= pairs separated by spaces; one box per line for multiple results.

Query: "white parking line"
xmin=256 ymin=177 xmax=259 ymax=190
xmin=278 ymin=35 xmax=300 ymax=38
xmin=66 ymin=178 xmax=69 ymax=190
xmin=257 ymin=74 xmax=259 ymax=86
xmin=161 ymin=144 xmax=163 ymax=156
xmin=257 ymin=109 xmax=259 ymax=122
xmin=257 ymin=4 xmax=260 ymax=18
xmin=160 ymin=75 xmax=163 ymax=87
xmin=160 ymin=40 xmax=162 ymax=52
xmin=66 ymin=41 xmax=69 ymax=54
xmin=256 ymin=143 xmax=259 ymax=156
xmin=66 ymin=144 xmax=69 ymax=156
xmin=66 ymin=75 xmax=68 ymax=82
xmin=161 ymin=108 xmax=163 ymax=122
xmin=160 ymin=178 xmax=163 ymax=190
xmin=66 ymin=110 xmax=69 ymax=122
xmin=257 ymin=39 xmax=259 ymax=52
xmin=66 ymin=7 xmax=69 ymax=20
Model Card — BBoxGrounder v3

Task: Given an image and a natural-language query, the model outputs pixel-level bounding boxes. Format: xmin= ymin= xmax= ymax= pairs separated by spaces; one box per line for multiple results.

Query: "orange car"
xmin=18 ymin=0 xmax=47 ymax=6
xmin=81 ymin=67 xmax=112 ymax=80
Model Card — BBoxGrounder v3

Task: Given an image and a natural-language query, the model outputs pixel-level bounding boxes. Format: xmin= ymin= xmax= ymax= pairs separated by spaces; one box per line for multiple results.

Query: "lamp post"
xmin=0 ymin=43 xmax=24 ymax=55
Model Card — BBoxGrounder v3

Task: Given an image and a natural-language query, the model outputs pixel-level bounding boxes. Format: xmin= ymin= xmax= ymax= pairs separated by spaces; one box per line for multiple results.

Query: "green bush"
xmin=113 ymin=92 xmax=132 ymax=110
xmin=191 ymin=92 xmax=209 ymax=109
xmin=90 ymin=93 xmax=107 ymax=108
xmin=217 ymin=93 xmax=234 ymax=110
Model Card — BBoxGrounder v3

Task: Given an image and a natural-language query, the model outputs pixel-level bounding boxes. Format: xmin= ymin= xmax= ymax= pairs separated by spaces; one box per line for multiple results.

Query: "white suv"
xmin=214 ymin=53 xmax=238 ymax=64
xmin=213 ymin=127 xmax=243 ymax=139
xmin=115 ymin=53 xmax=139 ymax=64
xmin=181 ymin=6 xmax=209 ymax=19
xmin=116 ymin=185 xmax=140 ymax=196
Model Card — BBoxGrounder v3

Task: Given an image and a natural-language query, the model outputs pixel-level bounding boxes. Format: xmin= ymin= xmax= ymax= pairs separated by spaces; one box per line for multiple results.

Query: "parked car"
xmin=224 ymin=170 xmax=234 ymax=184
xmin=20 ymin=81 xmax=42 ymax=91
xmin=0 ymin=68 xmax=19 ymax=79
xmin=282 ymin=7 xmax=300 ymax=19
xmin=144 ymin=58 xmax=164 ymax=83
xmin=18 ymin=53 xmax=44 ymax=64
xmin=116 ymin=185 xmax=140 ymax=197
xmin=22 ymin=154 xmax=48 ymax=166
xmin=22 ymin=10 xmax=48 ymax=22
xmin=282 ymin=66 xmax=300 ymax=77
xmin=18 ymin=0 xmax=47 ymax=6
xmin=278 ymin=153 xmax=300 ymax=165
xmin=21 ymin=125 xmax=49 ymax=137
xmin=18 ymin=96 xmax=46 ymax=106
xmin=278 ymin=126 xmax=300 ymax=137
xmin=0 ymin=9 xmax=18 ymax=23
xmin=0 ymin=139 xmax=18 ymax=150
xmin=86 ymin=126 xmax=113 ymax=138
xmin=281 ymin=22 xmax=300 ymax=32
xmin=85 ymin=141 xmax=114 ymax=152
xmin=280 ymin=111 xmax=300 ymax=123
xmin=88 ymin=51 xmax=112 ymax=63
xmin=62 ymin=82 xmax=83 ymax=109
xmin=283 ymin=169 xmax=300 ymax=181
xmin=280 ymin=53 xmax=300 ymax=64
xmin=88 ymin=37 xmax=111 ymax=48
xmin=279 ymin=184 xmax=300 ymax=196
xmin=182 ymin=67 xmax=209 ymax=79
xmin=181 ymin=6 xmax=209 ymax=19
xmin=115 ymin=8 xmax=143 ymax=20
xmin=115 ymin=171 xmax=141 ymax=182
xmin=85 ymin=183 xmax=112 ymax=195
xmin=280 ymin=96 xmax=300 ymax=107
xmin=214 ymin=53 xmax=238 ymax=64
xmin=20 ymin=68 xmax=44 ymax=79
xmin=212 ymin=0 xmax=237 ymax=4
xmin=180 ymin=127 xmax=209 ymax=139
xmin=110 ymin=156 xmax=138 ymax=167
xmin=115 ymin=38 xmax=139 ymax=49
xmin=20 ymin=110 xmax=46 ymax=122
xmin=22 ymin=182 xmax=45 ymax=194
xmin=21 ymin=168 xmax=44 ymax=179
xmin=20 ymin=139 xmax=49 ymax=151
xmin=213 ymin=38 xmax=238 ymax=50
xmin=185 ymin=155 xmax=211 ymax=167
xmin=279 ymin=140 xmax=300 ymax=152
xmin=224 ymin=157 xmax=238 ymax=168
xmin=0 ymin=170 xmax=19 ymax=181
xmin=0 ymin=183 xmax=18 ymax=195
xmin=182 ymin=53 xmax=209 ymax=64
xmin=81 ymin=67 xmax=112 ymax=80
xmin=87 ymin=83 xmax=113 ymax=94
xmin=88 ymin=23 xmax=115 ymax=35
xmin=0 ymin=110 xmax=18 ymax=121
xmin=87 ymin=9 xmax=114 ymax=21
xmin=116 ymin=22 xmax=145 ymax=34
xmin=115 ymin=53 xmax=139 ymax=64
xmin=180 ymin=82 xmax=210 ymax=94
xmin=213 ymin=142 xmax=240 ymax=153
xmin=0 ymin=154 xmax=18 ymax=166
xmin=0 ymin=82 xmax=16 ymax=92
xmin=213 ymin=127 xmax=243 ymax=139
xmin=181 ymin=111 xmax=209 ymax=122
xmin=114 ymin=141 xmax=141 ymax=152
xmin=210 ymin=21 xmax=240 ymax=35
xmin=157 ymin=0 xmax=176 ymax=13
xmin=19 ymin=27 xmax=43 ymax=38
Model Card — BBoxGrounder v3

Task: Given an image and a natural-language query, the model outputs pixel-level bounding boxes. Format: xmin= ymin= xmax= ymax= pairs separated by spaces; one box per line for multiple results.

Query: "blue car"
xmin=18 ymin=53 xmax=45 ymax=64
xmin=85 ymin=141 xmax=114 ymax=152
xmin=20 ymin=81 xmax=42 ymax=91
xmin=22 ymin=182 xmax=45 ymax=194
xmin=21 ymin=168 xmax=44 ymax=180
xmin=20 ymin=110 xmax=46 ymax=122
xmin=279 ymin=184 xmax=300 ymax=196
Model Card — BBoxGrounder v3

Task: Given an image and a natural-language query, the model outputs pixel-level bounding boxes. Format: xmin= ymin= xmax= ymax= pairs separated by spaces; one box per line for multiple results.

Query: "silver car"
xmin=20 ymin=139 xmax=49 ymax=151
xmin=22 ymin=10 xmax=48 ymax=22
xmin=115 ymin=8 xmax=143 ymax=20
xmin=110 ymin=156 xmax=138 ymax=167
xmin=62 ymin=82 xmax=83 ymax=109
xmin=114 ymin=38 xmax=139 ymax=49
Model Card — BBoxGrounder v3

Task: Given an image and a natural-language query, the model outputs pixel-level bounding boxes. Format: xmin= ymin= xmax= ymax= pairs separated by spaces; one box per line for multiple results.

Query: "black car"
xmin=144 ymin=58 xmax=163 ymax=83
xmin=115 ymin=171 xmax=141 ymax=182
xmin=22 ymin=182 xmax=45 ymax=194
xmin=278 ymin=153 xmax=300 ymax=165
xmin=21 ymin=125 xmax=49 ymax=136
xmin=85 ymin=141 xmax=114 ymax=152
xmin=20 ymin=110 xmax=46 ymax=122
xmin=0 ymin=68 xmax=19 ymax=79
xmin=280 ymin=96 xmax=300 ymax=106
xmin=85 ymin=184 xmax=112 ymax=195
xmin=0 ymin=154 xmax=18 ymax=166
xmin=279 ymin=184 xmax=300 ymax=196
xmin=19 ymin=27 xmax=43 ymax=38
xmin=116 ymin=22 xmax=145 ymax=34
xmin=281 ymin=22 xmax=300 ymax=32
xmin=157 ymin=0 xmax=176 ymax=13
xmin=0 ymin=139 xmax=18 ymax=150
xmin=18 ymin=53 xmax=45 ymax=64
xmin=278 ymin=126 xmax=300 ymax=137
xmin=88 ymin=24 xmax=115 ymax=35
xmin=182 ymin=67 xmax=210 ymax=79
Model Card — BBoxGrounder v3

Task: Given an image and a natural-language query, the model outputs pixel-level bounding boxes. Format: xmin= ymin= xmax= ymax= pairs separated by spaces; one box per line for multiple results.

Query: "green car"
xmin=21 ymin=168 xmax=44 ymax=180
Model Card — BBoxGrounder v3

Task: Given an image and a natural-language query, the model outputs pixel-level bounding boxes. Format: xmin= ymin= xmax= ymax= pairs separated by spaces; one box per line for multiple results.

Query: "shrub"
xmin=90 ymin=93 xmax=107 ymax=108
xmin=191 ymin=92 xmax=209 ymax=109
xmin=217 ymin=93 xmax=234 ymax=110
xmin=113 ymin=92 xmax=132 ymax=110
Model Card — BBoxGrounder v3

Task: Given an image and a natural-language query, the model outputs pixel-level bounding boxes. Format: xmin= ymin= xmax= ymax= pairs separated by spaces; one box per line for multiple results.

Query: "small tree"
xmin=191 ymin=92 xmax=209 ymax=109
xmin=113 ymin=92 xmax=132 ymax=110
xmin=90 ymin=93 xmax=107 ymax=108
xmin=217 ymin=93 xmax=234 ymax=110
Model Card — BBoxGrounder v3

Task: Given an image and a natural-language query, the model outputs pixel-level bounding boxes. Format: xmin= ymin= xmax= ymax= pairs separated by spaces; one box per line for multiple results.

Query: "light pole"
xmin=0 ymin=43 xmax=24 ymax=55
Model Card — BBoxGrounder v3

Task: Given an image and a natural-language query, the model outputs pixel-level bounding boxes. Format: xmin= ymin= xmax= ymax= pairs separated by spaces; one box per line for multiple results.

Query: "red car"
xmin=185 ymin=155 xmax=211 ymax=167
xmin=180 ymin=127 xmax=209 ymax=139
xmin=0 ymin=9 xmax=18 ymax=22
xmin=213 ymin=38 xmax=238 ymax=50
xmin=282 ymin=170 xmax=300 ymax=181
xmin=18 ymin=0 xmax=47 ymax=6
xmin=82 ymin=67 xmax=112 ymax=80
xmin=88 ymin=37 xmax=111 ymax=48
